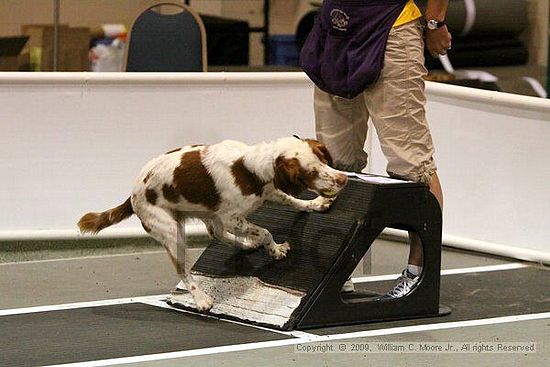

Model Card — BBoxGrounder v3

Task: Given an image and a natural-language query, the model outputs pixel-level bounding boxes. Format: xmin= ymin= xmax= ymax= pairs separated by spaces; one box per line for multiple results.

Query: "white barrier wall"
xmin=0 ymin=73 xmax=315 ymax=236
xmin=0 ymin=72 xmax=548 ymax=263
xmin=369 ymin=82 xmax=550 ymax=262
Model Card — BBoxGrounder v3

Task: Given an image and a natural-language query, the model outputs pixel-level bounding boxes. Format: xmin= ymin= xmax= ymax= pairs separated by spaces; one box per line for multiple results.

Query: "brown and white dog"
xmin=78 ymin=137 xmax=347 ymax=311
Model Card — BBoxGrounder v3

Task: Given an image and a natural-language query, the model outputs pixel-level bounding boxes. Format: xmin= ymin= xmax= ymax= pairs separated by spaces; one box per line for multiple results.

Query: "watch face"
xmin=427 ymin=20 xmax=438 ymax=30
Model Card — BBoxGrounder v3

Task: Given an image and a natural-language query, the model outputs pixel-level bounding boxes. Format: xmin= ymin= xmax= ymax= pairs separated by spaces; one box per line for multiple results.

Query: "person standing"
xmin=301 ymin=0 xmax=451 ymax=297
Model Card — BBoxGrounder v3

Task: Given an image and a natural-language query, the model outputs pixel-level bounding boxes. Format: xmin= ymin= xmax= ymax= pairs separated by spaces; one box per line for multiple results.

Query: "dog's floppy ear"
xmin=315 ymin=143 xmax=334 ymax=167
xmin=273 ymin=156 xmax=305 ymax=195
xmin=305 ymin=139 xmax=334 ymax=167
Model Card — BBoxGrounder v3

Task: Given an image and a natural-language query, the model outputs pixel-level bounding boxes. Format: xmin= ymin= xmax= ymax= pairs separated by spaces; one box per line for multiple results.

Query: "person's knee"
xmin=333 ymin=158 xmax=367 ymax=173
xmin=388 ymin=159 xmax=436 ymax=186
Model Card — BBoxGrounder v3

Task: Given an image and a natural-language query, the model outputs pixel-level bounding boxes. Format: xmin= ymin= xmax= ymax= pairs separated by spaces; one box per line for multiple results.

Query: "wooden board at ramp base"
xmin=168 ymin=275 xmax=305 ymax=328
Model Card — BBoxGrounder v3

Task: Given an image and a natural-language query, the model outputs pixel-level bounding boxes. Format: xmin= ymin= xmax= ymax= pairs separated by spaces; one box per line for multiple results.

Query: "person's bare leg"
xmin=429 ymin=171 xmax=444 ymax=209
xmin=408 ymin=172 xmax=444 ymax=265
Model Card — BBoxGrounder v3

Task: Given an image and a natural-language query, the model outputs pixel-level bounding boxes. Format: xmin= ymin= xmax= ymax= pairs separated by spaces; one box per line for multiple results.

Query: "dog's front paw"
xmin=268 ymin=241 xmax=290 ymax=260
xmin=193 ymin=290 xmax=214 ymax=312
xmin=307 ymin=196 xmax=335 ymax=212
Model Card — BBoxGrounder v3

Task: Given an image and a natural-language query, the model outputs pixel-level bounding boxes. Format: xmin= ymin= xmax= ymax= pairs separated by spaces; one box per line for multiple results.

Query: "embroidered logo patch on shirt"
xmin=330 ymin=9 xmax=349 ymax=31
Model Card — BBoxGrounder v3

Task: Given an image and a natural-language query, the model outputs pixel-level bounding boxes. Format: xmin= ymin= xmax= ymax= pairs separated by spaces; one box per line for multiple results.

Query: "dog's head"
xmin=273 ymin=137 xmax=347 ymax=197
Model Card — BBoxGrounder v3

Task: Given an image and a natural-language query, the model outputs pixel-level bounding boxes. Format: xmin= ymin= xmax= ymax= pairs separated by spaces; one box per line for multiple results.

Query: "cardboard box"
xmin=22 ymin=24 xmax=90 ymax=71
xmin=0 ymin=36 xmax=29 ymax=71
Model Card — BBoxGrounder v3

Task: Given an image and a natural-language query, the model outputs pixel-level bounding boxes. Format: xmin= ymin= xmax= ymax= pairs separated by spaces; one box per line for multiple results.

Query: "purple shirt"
xmin=301 ymin=0 xmax=407 ymax=99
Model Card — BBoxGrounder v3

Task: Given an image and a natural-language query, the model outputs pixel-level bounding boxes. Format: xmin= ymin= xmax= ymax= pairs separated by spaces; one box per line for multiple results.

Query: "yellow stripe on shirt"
xmin=393 ymin=0 xmax=422 ymax=27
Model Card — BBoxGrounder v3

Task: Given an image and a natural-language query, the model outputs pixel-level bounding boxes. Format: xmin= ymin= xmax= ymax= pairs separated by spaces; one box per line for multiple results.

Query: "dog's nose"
xmin=335 ymin=173 xmax=348 ymax=187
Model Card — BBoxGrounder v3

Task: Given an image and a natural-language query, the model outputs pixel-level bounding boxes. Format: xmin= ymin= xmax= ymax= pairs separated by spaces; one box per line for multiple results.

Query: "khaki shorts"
xmin=314 ymin=20 xmax=436 ymax=184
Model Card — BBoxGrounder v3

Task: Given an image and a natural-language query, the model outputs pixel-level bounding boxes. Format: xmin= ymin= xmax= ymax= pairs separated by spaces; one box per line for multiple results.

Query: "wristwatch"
xmin=426 ymin=19 xmax=446 ymax=30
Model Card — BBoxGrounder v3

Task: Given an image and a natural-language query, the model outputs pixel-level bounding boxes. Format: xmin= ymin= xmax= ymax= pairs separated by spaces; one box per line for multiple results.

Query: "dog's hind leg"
xmin=137 ymin=205 xmax=213 ymax=311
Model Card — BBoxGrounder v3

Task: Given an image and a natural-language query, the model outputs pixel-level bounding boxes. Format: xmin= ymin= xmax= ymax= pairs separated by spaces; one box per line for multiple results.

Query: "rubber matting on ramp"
xmin=191 ymin=205 xmax=359 ymax=291
xmin=315 ymin=267 xmax=550 ymax=335
xmin=0 ymin=303 xmax=291 ymax=367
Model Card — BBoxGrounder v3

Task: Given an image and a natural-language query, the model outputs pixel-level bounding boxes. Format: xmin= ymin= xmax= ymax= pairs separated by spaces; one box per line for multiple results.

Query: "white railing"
xmin=0 ymin=72 xmax=548 ymax=264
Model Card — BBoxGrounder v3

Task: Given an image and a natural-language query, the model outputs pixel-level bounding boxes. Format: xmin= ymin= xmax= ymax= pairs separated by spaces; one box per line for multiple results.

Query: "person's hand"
xmin=426 ymin=26 xmax=452 ymax=57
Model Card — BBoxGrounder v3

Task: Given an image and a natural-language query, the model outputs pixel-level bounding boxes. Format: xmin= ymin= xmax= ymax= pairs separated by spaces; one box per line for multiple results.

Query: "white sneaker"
xmin=341 ymin=278 xmax=355 ymax=293
xmin=381 ymin=270 xmax=419 ymax=299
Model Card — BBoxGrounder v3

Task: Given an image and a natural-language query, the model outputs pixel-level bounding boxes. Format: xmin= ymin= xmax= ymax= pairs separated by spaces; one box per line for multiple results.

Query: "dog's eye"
xmin=307 ymin=170 xmax=318 ymax=178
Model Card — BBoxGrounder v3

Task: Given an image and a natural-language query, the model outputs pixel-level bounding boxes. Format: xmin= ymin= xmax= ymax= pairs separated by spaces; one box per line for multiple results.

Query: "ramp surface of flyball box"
xmin=170 ymin=175 xmax=447 ymax=330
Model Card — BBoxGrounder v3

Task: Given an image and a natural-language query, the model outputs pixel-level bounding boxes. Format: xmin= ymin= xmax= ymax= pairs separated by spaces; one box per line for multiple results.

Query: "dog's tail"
xmin=77 ymin=197 xmax=134 ymax=234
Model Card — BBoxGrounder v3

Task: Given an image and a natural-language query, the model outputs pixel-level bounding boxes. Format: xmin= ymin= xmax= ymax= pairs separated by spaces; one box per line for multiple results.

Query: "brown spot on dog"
xmin=162 ymin=184 xmax=180 ymax=203
xmin=164 ymin=150 xmax=220 ymax=210
xmin=305 ymin=139 xmax=334 ymax=167
xmin=190 ymin=144 xmax=204 ymax=148
xmin=231 ymin=158 xmax=267 ymax=196
xmin=165 ymin=148 xmax=182 ymax=155
xmin=143 ymin=171 xmax=153 ymax=184
xmin=145 ymin=189 xmax=158 ymax=205
xmin=273 ymin=156 xmax=306 ymax=196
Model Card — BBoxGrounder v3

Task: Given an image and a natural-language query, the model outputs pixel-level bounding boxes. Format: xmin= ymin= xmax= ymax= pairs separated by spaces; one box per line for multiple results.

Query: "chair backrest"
xmin=124 ymin=2 xmax=207 ymax=72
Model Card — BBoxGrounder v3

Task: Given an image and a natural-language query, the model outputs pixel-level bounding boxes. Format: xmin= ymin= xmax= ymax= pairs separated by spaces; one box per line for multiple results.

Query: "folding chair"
xmin=124 ymin=2 xmax=207 ymax=72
